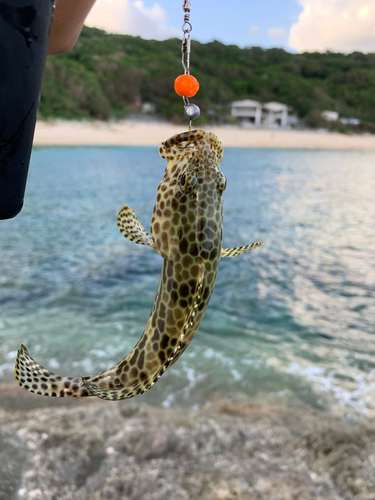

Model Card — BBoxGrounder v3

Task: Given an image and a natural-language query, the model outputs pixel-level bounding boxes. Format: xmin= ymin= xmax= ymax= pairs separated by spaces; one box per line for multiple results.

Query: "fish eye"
xmin=180 ymin=172 xmax=187 ymax=189
xmin=180 ymin=171 xmax=198 ymax=194
xmin=216 ymin=171 xmax=227 ymax=195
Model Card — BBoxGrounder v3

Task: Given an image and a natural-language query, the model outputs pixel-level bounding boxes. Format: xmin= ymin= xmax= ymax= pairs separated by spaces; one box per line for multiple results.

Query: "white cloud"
xmin=85 ymin=0 xmax=179 ymax=40
xmin=267 ymin=27 xmax=287 ymax=39
xmin=289 ymin=0 xmax=375 ymax=53
xmin=248 ymin=25 xmax=259 ymax=36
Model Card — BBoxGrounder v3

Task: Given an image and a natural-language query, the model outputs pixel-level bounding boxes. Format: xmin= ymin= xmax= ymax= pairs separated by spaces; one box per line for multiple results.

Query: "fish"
xmin=15 ymin=129 xmax=263 ymax=401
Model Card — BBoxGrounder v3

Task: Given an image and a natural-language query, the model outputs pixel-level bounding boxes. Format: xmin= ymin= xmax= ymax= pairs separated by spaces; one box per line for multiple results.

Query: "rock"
xmin=0 ymin=398 xmax=374 ymax=500
xmin=0 ymin=429 xmax=29 ymax=500
xmin=301 ymin=425 xmax=375 ymax=500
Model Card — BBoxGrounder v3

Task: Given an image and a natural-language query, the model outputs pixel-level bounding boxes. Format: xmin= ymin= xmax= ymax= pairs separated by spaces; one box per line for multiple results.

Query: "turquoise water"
xmin=1 ymin=146 xmax=375 ymax=416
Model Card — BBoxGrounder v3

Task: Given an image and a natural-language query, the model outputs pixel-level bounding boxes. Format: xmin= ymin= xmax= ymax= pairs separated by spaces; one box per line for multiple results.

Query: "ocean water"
xmin=1 ymin=145 xmax=374 ymax=417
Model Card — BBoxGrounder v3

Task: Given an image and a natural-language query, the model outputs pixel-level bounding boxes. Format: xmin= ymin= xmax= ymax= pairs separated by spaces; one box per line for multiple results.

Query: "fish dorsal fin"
xmin=221 ymin=242 xmax=263 ymax=258
xmin=117 ymin=204 xmax=155 ymax=248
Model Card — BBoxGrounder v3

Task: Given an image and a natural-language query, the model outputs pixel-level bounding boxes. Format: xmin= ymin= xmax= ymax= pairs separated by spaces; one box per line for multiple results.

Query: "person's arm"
xmin=48 ymin=0 xmax=97 ymax=55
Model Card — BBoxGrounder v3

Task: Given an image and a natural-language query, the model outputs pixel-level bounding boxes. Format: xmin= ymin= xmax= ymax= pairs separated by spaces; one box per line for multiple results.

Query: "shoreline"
xmin=1 ymin=382 xmax=375 ymax=499
xmin=33 ymin=119 xmax=375 ymax=149
xmin=0 ymin=379 xmax=370 ymax=423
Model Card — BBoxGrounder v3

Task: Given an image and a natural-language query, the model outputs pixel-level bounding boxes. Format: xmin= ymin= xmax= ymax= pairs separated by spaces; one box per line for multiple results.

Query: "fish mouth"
xmin=160 ymin=129 xmax=224 ymax=165
xmin=162 ymin=129 xmax=202 ymax=149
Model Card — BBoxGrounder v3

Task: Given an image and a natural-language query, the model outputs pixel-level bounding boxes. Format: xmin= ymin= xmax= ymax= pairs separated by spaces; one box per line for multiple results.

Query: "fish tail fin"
xmin=15 ymin=344 xmax=93 ymax=397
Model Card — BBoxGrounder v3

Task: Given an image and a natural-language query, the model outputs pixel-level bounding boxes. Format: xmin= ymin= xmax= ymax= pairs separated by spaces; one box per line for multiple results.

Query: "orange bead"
xmin=174 ymin=74 xmax=199 ymax=98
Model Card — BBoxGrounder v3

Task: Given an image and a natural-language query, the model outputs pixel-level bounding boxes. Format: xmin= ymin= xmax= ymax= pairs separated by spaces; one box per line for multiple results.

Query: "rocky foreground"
xmin=0 ymin=387 xmax=375 ymax=500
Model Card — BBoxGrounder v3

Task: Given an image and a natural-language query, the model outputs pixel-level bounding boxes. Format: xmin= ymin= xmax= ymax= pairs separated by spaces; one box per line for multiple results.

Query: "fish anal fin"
xmin=83 ymin=367 xmax=147 ymax=401
xmin=117 ymin=204 xmax=155 ymax=248
xmin=221 ymin=242 xmax=264 ymax=258
xmin=83 ymin=379 xmax=139 ymax=401
xmin=15 ymin=344 xmax=91 ymax=397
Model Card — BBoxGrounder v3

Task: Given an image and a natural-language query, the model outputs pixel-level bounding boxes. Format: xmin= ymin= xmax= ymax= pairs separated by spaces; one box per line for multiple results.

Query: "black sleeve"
xmin=0 ymin=0 xmax=55 ymax=220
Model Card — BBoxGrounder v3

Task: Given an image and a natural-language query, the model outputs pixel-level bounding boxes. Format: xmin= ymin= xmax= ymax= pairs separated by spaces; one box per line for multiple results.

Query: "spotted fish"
xmin=15 ymin=130 xmax=263 ymax=400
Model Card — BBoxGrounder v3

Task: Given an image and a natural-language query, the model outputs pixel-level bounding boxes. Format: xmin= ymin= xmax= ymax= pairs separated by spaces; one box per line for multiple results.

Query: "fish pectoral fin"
xmin=221 ymin=242 xmax=264 ymax=258
xmin=117 ymin=204 xmax=155 ymax=247
xmin=15 ymin=344 xmax=91 ymax=397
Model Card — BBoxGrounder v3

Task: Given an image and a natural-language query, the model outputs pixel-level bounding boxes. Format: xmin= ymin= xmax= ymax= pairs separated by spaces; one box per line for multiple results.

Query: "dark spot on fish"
xmin=170 ymin=290 xmax=178 ymax=305
xmin=159 ymin=303 xmax=166 ymax=318
xmin=130 ymin=349 xmax=139 ymax=366
xmin=210 ymin=248 xmax=218 ymax=260
xmin=160 ymin=334 xmax=170 ymax=350
xmin=138 ymin=336 xmax=147 ymax=350
xmin=179 ymin=237 xmax=189 ymax=254
xmin=152 ymin=313 xmax=157 ymax=328
xmin=137 ymin=352 xmax=145 ymax=369
xmin=190 ymin=244 xmax=199 ymax=257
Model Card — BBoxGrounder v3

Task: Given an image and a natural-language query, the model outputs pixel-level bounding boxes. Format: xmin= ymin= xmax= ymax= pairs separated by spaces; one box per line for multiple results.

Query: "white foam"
xmin=48 ymin=358 xmax=60 ymax=369
xmin=162 ymin=393 xmax=175 ymax=408
xmin=89 ymin=349 xmax=107 ymax=358
xmin=0 ymin=363 xmax=13 ymax=377
xmin=287 ymin=361 xmax=375 ymax=415
xmin=230 ymin=368 xmax=242 ymax=381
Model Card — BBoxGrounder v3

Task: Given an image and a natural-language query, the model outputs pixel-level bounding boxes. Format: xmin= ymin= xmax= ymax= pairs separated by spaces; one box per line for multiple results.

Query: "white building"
xmin=231 ymin=100 xmax=289 ymax=128
xmin=322 ymin=110 xmax=339 ymax=122
xmin=231 ymin=99 xmax=262 ymax=127
xmin=141 ymin=102 xmax=156 ymax=114
xmin=262 ymin=102 xmax=288 ymax=127
xmin=340 ymin=117 xmax=361 ymax=126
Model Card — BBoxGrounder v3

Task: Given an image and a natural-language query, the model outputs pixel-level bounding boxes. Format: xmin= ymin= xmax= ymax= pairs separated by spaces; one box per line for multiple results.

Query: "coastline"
xmin=33 ymin=119 xmax=375 ymax=149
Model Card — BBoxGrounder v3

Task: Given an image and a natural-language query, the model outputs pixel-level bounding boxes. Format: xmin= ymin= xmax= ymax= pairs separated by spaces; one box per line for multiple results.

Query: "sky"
xmin=85 ymin=0 xmax=375 ymax=54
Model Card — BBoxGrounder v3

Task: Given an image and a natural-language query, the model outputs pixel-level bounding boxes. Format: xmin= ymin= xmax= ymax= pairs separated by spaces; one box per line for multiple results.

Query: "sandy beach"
xmin=33 ymin=119 xmax=375 ymax=148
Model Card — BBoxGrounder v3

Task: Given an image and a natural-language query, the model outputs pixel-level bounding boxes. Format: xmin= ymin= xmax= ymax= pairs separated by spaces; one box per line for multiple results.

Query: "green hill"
xmin=39 ymin=26 xmax=375 ymax=132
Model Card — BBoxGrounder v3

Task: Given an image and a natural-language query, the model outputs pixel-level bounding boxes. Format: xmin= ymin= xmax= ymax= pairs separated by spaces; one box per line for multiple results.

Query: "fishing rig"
xmin=174 ymin=0 xmax=200 ymax=130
